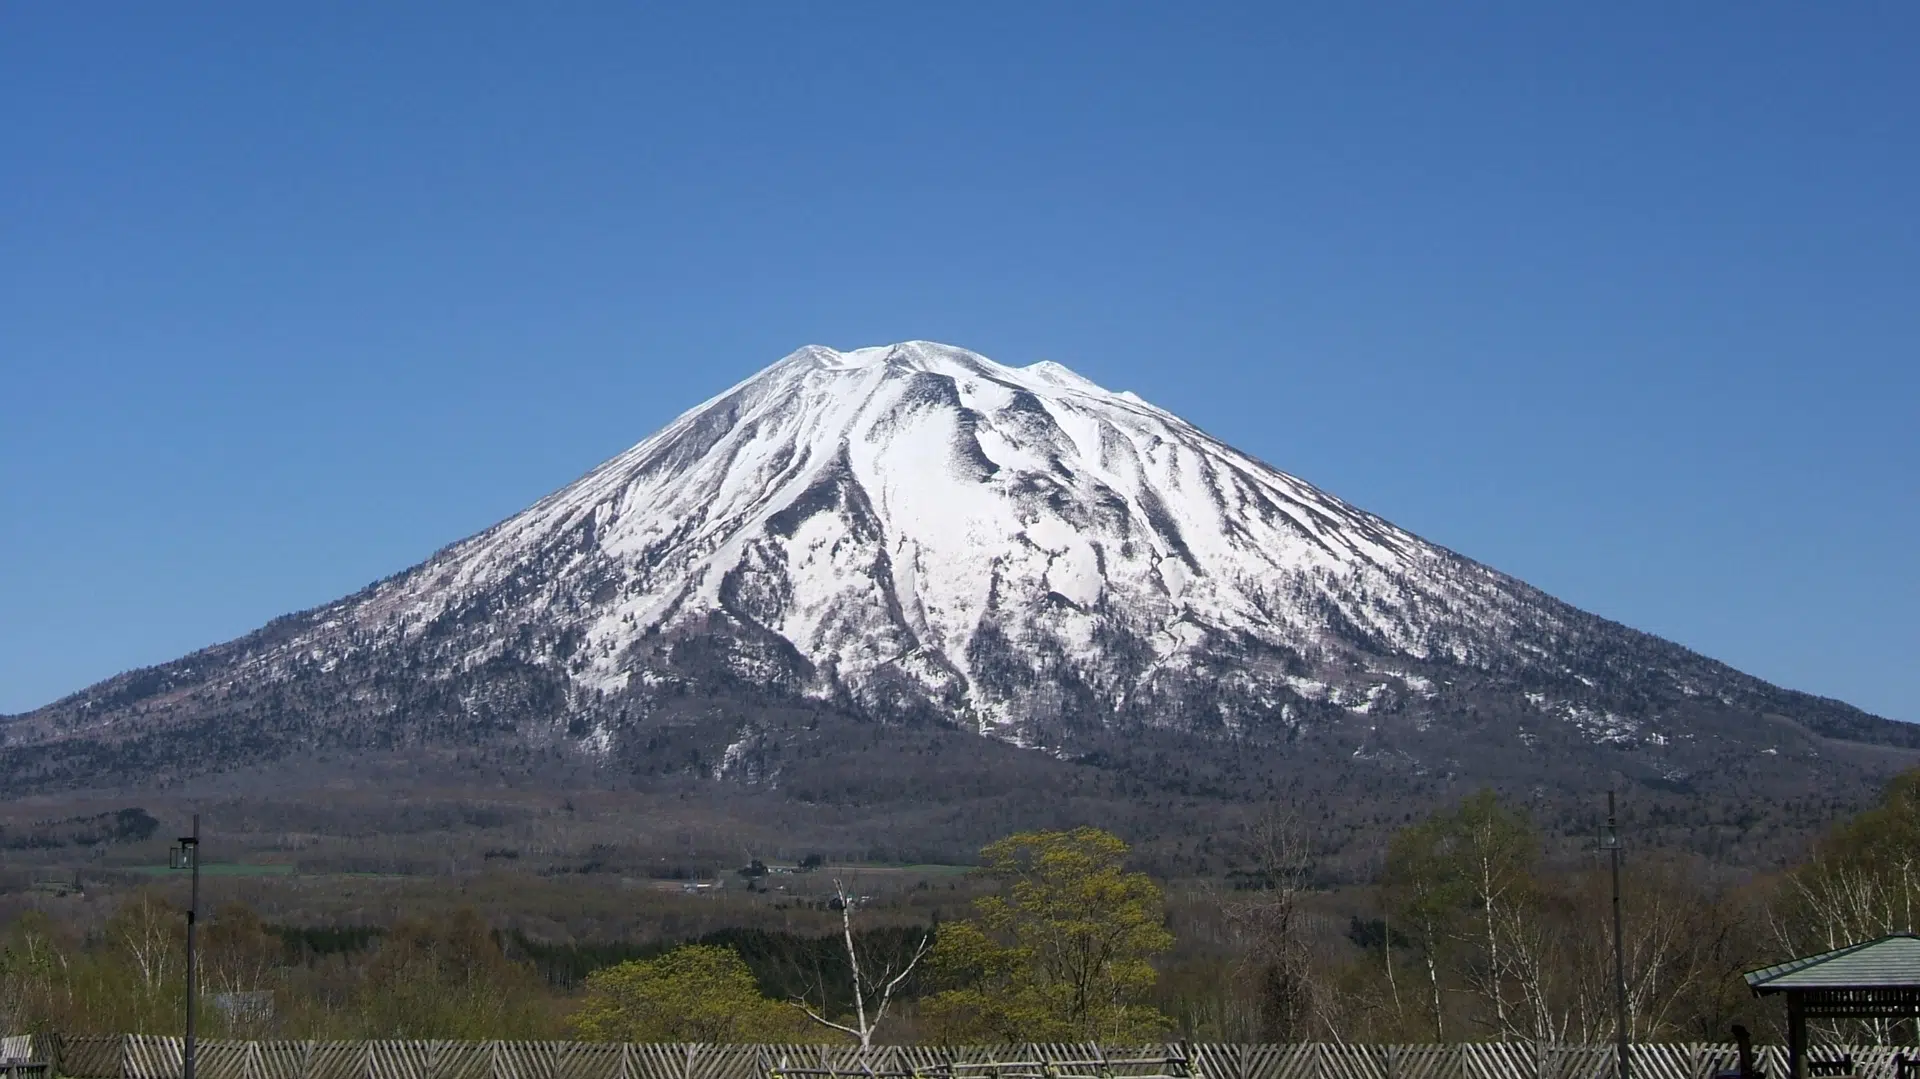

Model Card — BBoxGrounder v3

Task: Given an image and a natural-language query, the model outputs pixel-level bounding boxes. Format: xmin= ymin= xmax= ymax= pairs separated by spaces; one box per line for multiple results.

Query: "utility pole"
xmin=1603 ymin=791 xmax=1629 ymax=1079
xmin=171 ymin=815 xmax=201 ymax=1079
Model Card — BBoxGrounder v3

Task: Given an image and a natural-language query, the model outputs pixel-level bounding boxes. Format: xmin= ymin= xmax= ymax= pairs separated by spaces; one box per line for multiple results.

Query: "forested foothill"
xmin=4 ymin=771 xmax=1918 ymax=1047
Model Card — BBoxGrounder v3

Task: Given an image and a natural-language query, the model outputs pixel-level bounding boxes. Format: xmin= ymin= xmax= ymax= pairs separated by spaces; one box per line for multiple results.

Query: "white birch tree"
xmin=792 ymin=879 xmax=932 ymax=1050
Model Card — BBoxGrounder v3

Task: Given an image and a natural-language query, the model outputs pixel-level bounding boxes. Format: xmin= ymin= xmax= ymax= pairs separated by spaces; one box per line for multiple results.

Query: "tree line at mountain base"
xmin=5 ymin=771 xmax=1918 ymax=1046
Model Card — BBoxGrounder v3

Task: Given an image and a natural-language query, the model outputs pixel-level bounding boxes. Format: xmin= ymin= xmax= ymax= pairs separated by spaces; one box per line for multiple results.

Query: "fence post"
xmin=37 ymin=1034 xmax=62 ymax=1079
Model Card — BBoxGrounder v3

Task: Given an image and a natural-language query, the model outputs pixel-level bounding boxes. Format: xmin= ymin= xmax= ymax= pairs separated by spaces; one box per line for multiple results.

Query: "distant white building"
xmin=211 ymin=991 xmax=274 ymax=1025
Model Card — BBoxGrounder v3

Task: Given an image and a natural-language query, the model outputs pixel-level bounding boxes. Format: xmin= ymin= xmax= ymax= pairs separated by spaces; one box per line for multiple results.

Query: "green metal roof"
xmin=1745 ymin=934 xmax=1920 ymax=992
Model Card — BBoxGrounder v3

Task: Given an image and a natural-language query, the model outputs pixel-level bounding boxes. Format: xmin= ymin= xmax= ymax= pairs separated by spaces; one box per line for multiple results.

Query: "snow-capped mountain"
xmin=5 ymin=342 xmax=1912 ymax=800
xmin=330 ymin=340 xmax=1558 ymax=743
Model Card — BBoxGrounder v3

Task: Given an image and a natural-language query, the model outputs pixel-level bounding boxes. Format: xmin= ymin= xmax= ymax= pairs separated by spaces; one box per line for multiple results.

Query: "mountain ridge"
xmin=4 ymin=342 xmax=1913 ymax=832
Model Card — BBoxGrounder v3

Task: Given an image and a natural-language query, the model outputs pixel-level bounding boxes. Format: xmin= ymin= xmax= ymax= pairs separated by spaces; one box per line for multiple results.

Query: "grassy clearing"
xmin=126 ymin=862 xmax=297 ymax=877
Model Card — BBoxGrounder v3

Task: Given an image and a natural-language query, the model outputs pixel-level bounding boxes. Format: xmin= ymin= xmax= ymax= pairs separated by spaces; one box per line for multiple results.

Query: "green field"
xmin=830 ymin=862 xmax=975 ymax=876
xmin=126 ymin=862 xmax=297 ymax=877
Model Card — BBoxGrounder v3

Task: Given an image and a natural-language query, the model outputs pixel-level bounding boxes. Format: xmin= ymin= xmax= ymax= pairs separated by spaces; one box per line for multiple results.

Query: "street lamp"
xmin=1600 ymin=792 xmax=1628 ymax=1079
xmin=169 ymin=815 xmax=200 ymax=1079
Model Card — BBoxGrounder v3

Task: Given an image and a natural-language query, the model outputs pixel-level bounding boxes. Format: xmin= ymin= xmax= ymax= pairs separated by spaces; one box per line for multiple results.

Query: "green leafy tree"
xmin=1383 ymin=815 xmax=1466 ymax=1038
xmin=921 ymin=827 xmax=1174 ymax=1042
xmin=0 ymin=911 xmax=71 ymax=1034
xmin=105 ymin=891 xmax=187 ymax=1034
xmin=0 ymin=900 xmax=184 ymax=1036
xmin=1450 ymin=789 xmax=1537 ymax=1034
xmin=571 ymin=944 xmax=822 ymax=1043
xmin=1381 ymin=790 xmax=1536 ymax=1040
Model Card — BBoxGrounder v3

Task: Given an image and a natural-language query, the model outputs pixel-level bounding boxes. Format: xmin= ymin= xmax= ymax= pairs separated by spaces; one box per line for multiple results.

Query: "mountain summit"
xmin=6 ymin=342 xmax=1913 ymax=832
xmin=365 ymin=340 xmax=1552 ymax=745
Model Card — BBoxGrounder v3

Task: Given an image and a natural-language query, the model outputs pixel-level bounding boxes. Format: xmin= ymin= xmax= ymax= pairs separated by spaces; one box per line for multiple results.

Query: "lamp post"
xmin=1601 ymin=792 xmax=1628 ymax=1079
xmin=169 ymin=815 xmax=200 ymax=1079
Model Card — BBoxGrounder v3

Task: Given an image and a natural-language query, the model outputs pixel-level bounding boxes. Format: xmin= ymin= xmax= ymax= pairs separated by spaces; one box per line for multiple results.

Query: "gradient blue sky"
xmin=3 ymin=5 xmax=1916 ymax=721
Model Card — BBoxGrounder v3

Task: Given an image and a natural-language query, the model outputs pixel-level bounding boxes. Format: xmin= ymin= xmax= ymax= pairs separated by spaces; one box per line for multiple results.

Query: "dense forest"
xmin=4 ymin=771 xmax=1916 ymax=1046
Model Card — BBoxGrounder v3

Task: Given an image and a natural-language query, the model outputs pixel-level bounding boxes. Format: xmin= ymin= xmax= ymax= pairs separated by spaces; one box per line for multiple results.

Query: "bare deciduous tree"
xmin=1225 ymin=807 xmax=1324 ymax=1040
xmin=1773 ymin=770 xmax=1920 ymax=1045
xmin=792 ymin=879 xmax=932 ymax=1050
xmin=1486 ymin=886 xmax=1575 ymax=1046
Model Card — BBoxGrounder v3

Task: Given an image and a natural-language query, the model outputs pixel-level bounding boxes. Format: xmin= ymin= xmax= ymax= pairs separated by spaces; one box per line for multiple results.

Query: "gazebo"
xmin=1746 ymin=934 xmax=1920 ymax=1079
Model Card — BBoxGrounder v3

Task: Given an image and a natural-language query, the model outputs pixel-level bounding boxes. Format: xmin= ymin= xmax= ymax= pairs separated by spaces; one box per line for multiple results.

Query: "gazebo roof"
xmin=1746 ymin=934 xmax=1920 ymax=993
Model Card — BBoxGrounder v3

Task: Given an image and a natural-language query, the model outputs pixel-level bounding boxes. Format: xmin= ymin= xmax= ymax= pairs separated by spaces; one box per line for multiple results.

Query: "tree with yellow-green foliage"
xmin=919 ymin=827 xmax=1174 ymax=1042
xmin=101 ymin=891 xmax=187 ymax=1034
xmin=0 ymin=892 xmax=187 ymax=1036
xmin=1383 ymin=789 xmax=1536 ymax=1040
xmin=571 ymin=944 xmax=825 ymax=1043
xmin=0 ymin=911 xmax=71 ymax=1035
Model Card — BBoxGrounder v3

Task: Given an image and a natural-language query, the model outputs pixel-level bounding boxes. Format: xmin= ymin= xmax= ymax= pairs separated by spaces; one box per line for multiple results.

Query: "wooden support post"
xmin=1733 ymin=1024 xmax=1757 ymax=1079
xmin=1788 ymin=994 xmax=1807 ymax=1079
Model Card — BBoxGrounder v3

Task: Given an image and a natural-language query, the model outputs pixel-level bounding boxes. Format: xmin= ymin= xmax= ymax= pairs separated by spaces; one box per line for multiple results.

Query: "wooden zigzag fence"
xmin=27 ymin=1038 xmax=1920 ymax=1079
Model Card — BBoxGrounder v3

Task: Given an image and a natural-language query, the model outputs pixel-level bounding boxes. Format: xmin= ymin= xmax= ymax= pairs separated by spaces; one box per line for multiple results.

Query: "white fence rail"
xmin=36 ymin=1039 xmax=1920 ymax=1079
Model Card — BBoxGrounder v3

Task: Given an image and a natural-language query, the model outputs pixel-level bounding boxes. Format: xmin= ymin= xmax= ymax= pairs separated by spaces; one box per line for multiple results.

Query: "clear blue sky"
xmin=3 ymin=6 xmax=1916 ymax=721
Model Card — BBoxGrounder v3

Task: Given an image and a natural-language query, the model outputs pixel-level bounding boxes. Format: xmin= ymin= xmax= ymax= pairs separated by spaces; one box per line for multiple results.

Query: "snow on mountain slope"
xmin=9 ymin=341 xmax=1910 ymax=781
xmin=323 ymin=342 xmax=1556 ymax=740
